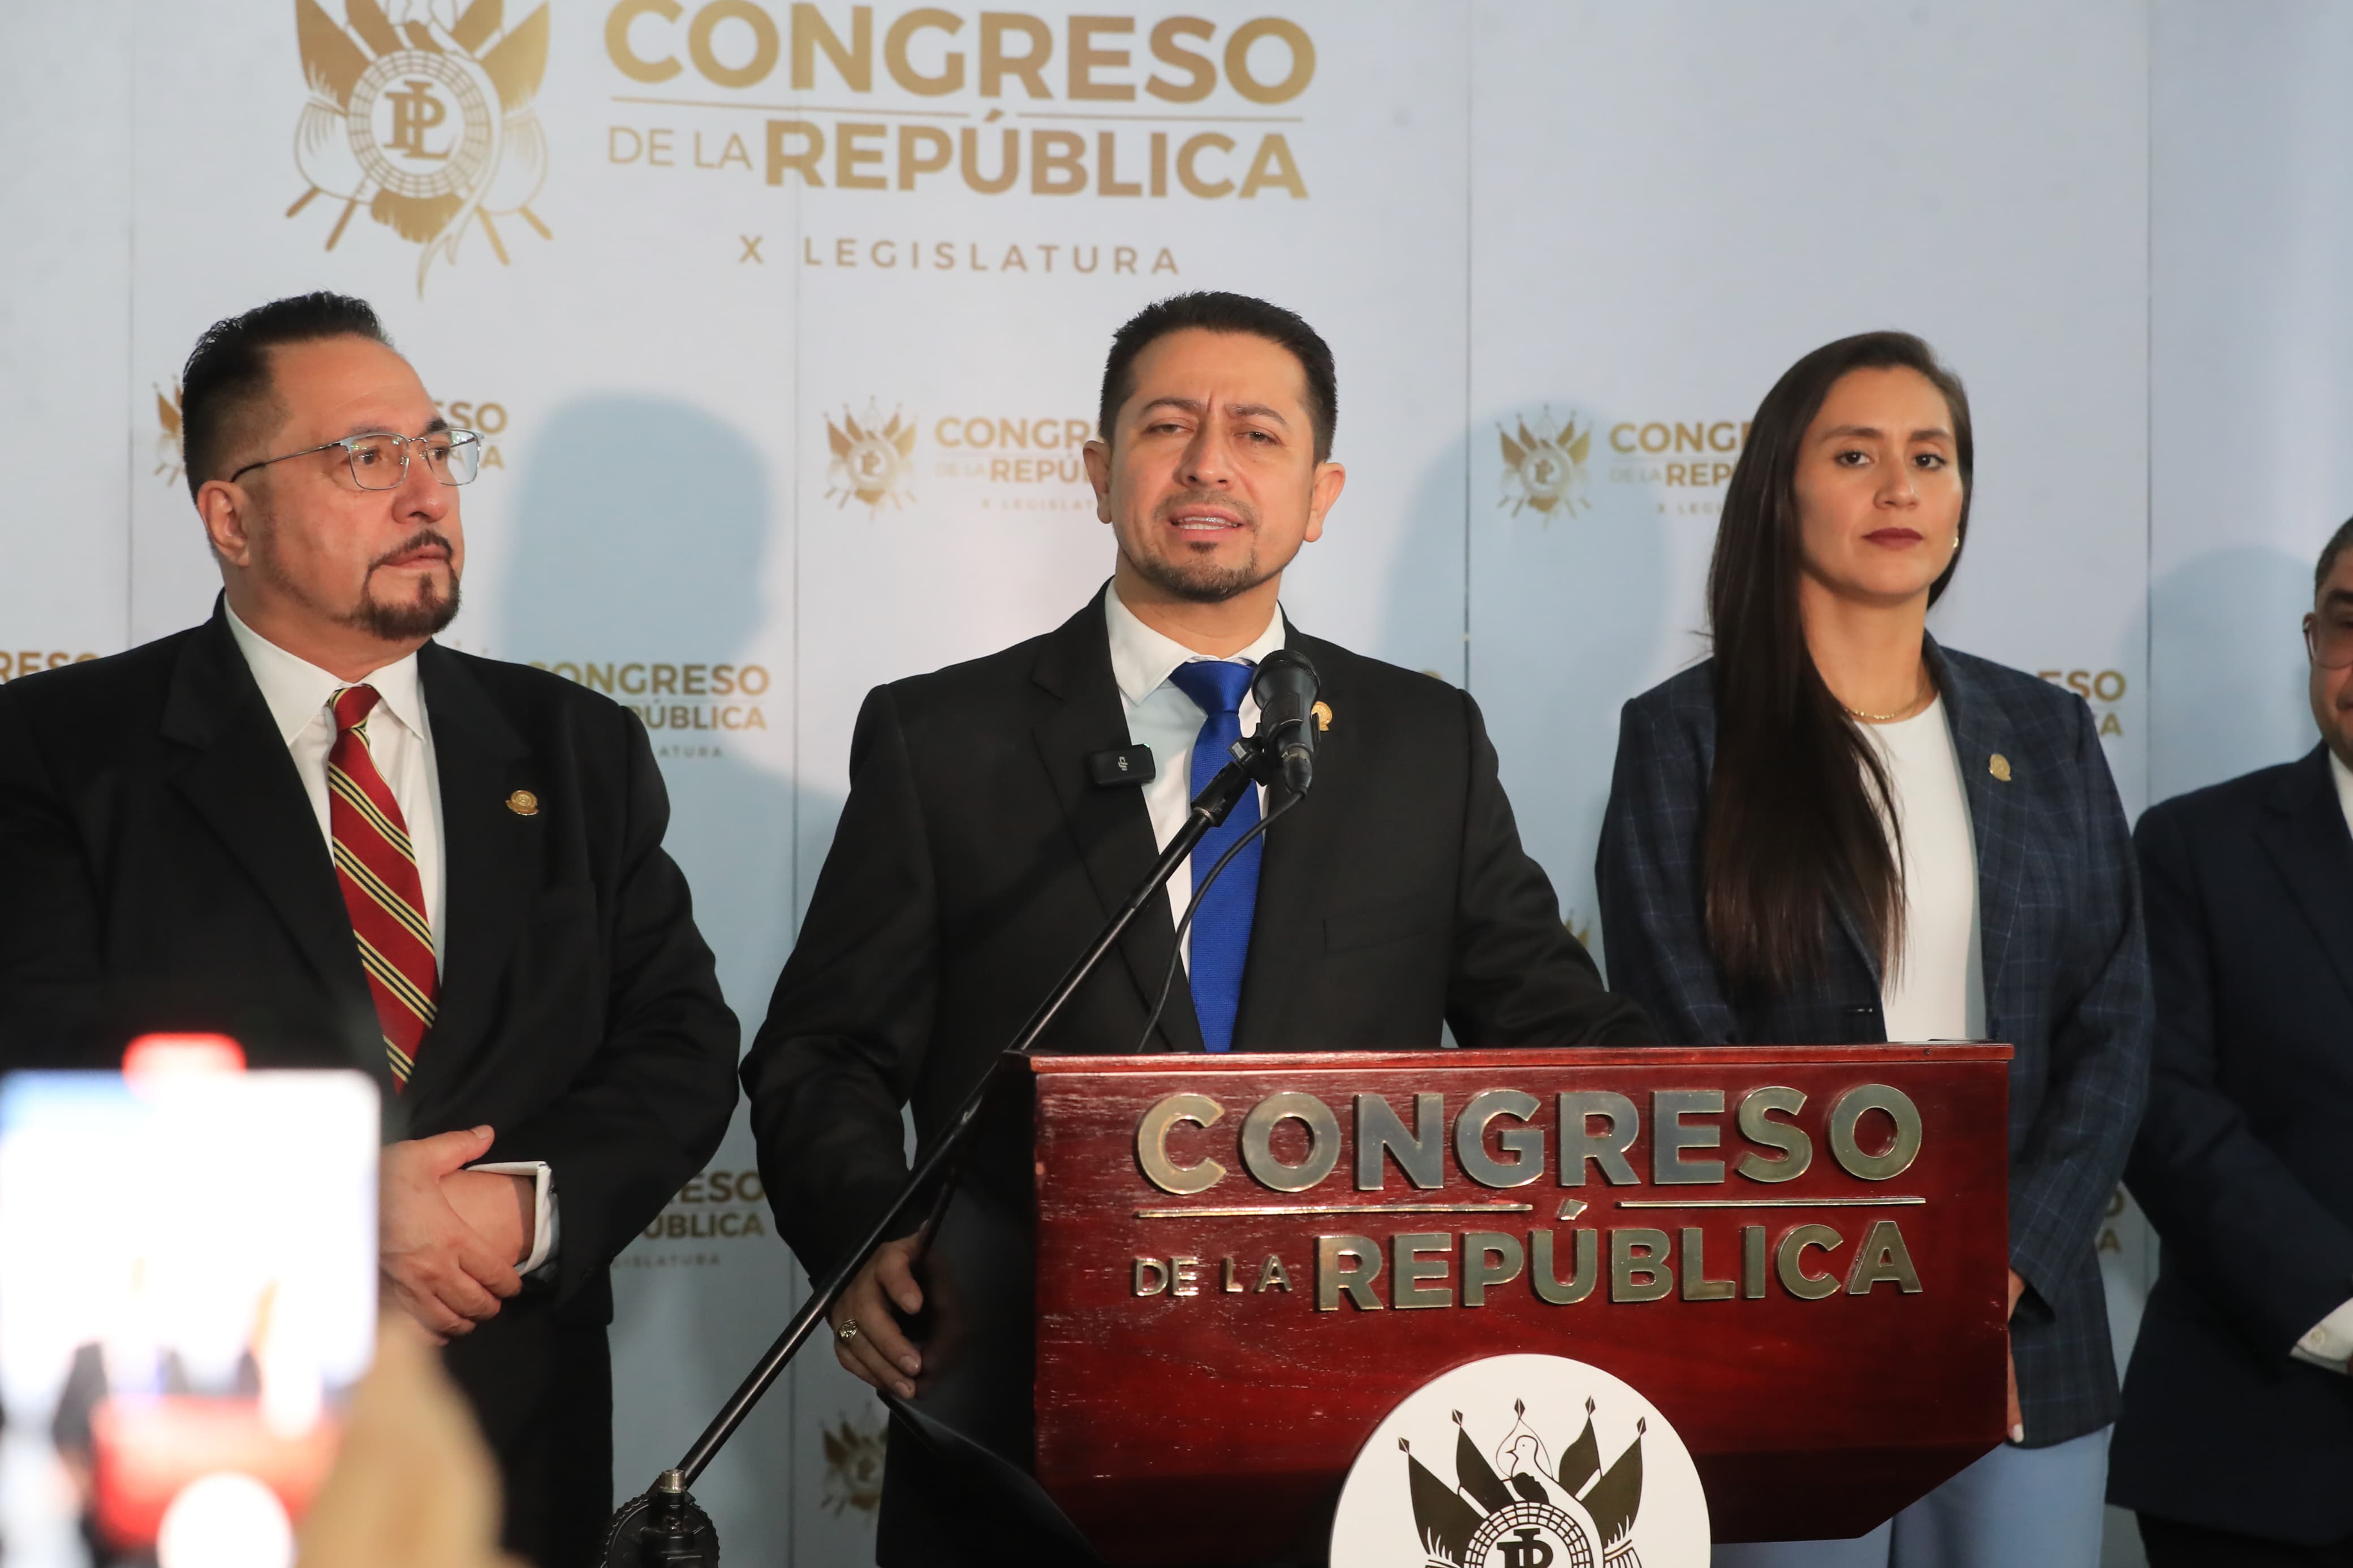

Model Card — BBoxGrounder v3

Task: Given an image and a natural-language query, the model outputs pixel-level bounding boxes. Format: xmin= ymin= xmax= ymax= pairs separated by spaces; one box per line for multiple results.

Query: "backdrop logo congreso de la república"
xmin=605 ymin=5 xmax=1312 ymax=273
xmin=1498 ymin=410 xmax=1594 ymax=521
xmin=1499 ymin=407 xmax=1755 ymax=520
xmin=825 ymin=403 xmax=1103 ymax=515
xmin=290 ymin=0 xmax=553 ymax=293
xmin=1330 ymin=1354 xmax=1709 ymax=1568
xmin=621 ymin=1165 xmax=773 ymax=1272
xmin=826 ymin=402 xmax=919 ymax=510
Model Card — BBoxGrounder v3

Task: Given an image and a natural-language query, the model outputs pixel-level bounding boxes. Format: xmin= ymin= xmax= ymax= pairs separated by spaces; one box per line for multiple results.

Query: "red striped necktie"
xmin=327 ymin=684 xmax=436 ymax=1090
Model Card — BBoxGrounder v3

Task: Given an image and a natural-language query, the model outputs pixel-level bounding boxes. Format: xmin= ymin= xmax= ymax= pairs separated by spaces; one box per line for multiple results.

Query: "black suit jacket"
xmin=742 ymin=595 xmax=1650 ymax=1561
xmin=0 ymin=601 xmax=739 ymax=1561
xmin=1596 ymin=641 xmax=2152 ymax=1448
xmin=2109 ymin=746 xmax=2353 ymax=1543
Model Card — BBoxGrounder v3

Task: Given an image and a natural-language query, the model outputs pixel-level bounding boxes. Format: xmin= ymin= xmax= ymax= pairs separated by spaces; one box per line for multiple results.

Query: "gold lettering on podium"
xmin=1391 ymin=1233 xmax=1453 ymax=1309
xmin=1735 ymin=1087 xmax=1813 ymax=1181
xmin=1610 ymin=1229 xmax=1674 ymax=1302
xmin=1828 ymin=1085 xmax=1924 ymax=1181
xmin=1136 ymin=1092 xmax=1226 ymax=1195
xmin=1531 ymin=1229 xmax=1597 ymax=1305
xmin=1317 ymin=1234 xmax=1382 ymax=1311
xmin=1777 ymin=1224 xmax=1845 ymax=1301
xmin=1460 ymin=1233 xmax=1524 ymax=1307
xmin=1455 ymin=1090 xmax=1544 ymax=1188
xmin=1679 ymin=1227 xmax=1736 ymax=1301
xmin=1742 ymin=1224 xmax=1769 ymax=1298
xmin=1845 ymin=1219 xmax=1924 ymax=1295
xmin=1653 ymin=1090 xmax=1726 ymax=1183
xmin=1126 ymin=1080 xmax=1938 ymax=1314
xmin=1239 ymin=1092 xmax=1342 ymax=1193
xmin=1558 ymin=1091 xmax=1641 ymax=1185
xmin=1354 ymin=1092 xmax=1444 ymax=1190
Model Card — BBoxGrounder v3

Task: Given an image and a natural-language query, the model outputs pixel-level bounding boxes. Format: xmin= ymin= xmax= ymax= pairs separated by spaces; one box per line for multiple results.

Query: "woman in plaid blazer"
xmin=1597 ymin=331 xmax=2150 ymax=1567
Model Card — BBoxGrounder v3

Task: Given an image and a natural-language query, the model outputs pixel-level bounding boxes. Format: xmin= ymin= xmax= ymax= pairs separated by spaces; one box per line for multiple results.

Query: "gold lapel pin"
xmin=506 ymin=789 xmax=540 ymax=817
xmin=1312 ymin=700 xmax=1333 ymax=733
xmin=1988 ymin=754 xmax=2012 ymax=783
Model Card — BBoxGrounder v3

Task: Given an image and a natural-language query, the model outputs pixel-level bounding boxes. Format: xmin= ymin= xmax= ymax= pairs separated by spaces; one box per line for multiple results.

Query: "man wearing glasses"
xmin=2109 ymin=518 xmax=2353 ymax=1565
xmin=0 ymin=292 xmax=739 ymax=1565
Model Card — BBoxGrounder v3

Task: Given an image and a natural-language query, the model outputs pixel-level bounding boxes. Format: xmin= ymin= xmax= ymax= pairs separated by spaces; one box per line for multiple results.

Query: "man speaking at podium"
xmin=743 ymin=291 xmax=1654 ymax=1563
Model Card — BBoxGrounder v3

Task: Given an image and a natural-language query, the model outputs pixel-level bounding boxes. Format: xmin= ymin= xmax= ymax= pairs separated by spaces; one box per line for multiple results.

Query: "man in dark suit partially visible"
xmin=2111 ymin=516 xmax=2353 ymax=1566
xmin=0 ymin=293 xmax=739 ymax=1566
xmin=740 ymin=291 xmax=1654 ymax=1567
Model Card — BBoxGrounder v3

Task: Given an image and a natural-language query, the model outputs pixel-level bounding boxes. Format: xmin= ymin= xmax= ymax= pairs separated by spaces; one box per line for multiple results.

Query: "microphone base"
xmin=601 ymin=1475 xmax=720 ymax=1567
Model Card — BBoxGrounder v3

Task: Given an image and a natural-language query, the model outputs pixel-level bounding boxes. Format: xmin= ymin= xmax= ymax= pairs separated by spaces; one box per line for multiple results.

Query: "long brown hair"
xmin=1702 ymin=331 xmax=1973 ymax=995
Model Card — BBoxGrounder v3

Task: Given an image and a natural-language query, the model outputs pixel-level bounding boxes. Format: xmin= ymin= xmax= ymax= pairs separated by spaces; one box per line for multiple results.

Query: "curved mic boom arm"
xmin=602 ymin=729 xmax=1296 ymax=1566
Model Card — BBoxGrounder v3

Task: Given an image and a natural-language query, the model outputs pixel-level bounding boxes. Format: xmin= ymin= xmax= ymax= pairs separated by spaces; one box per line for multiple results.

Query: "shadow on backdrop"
xmin=496 ymin=395 xmax=845 ymax=1564
xmin=2148 ymin=545 xmax=2315 ymax=804
xmin=498 ymin=394 xmax=802 ymax=995
xmin=1386 ymin=407 xmax=1675 ymax=980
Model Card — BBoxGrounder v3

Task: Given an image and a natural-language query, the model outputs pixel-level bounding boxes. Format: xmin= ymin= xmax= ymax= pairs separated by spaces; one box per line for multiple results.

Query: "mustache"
xmin=1155 ymin=492 xmax=1256 ymax=526
xmin=368 ymin=529 xmax=456 ymax=572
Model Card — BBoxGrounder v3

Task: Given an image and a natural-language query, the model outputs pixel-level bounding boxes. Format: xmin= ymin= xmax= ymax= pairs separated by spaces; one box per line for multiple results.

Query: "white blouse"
xmin=1860 ymin=696 xmax=1988 ymax=1042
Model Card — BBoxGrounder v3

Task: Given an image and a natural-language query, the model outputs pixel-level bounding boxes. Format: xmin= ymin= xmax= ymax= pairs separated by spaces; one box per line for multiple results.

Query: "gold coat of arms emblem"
xmin=290 ymin=0 xmax=551 ymax=292
xmin=1498 ymin=409 xmax=1594 ymax=520
xmin=825 ymin=404 xmax=919 ymax=512
xmin=154 ymin=382 xmax=185 ymax=489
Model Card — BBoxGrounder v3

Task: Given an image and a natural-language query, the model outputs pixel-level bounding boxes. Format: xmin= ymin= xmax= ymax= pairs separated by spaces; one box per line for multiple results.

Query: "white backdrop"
xmin=3 ymin=2 xmax=2321 ymax=1561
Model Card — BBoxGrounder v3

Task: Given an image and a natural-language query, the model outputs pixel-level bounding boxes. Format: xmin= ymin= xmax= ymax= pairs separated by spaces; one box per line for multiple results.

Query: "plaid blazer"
xmin=1595 ymin=640 xmax=2152 ymax=1446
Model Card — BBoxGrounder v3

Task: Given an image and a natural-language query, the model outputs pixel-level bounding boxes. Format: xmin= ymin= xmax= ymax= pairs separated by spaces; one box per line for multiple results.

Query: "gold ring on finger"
xmin=837 ymin=1316 xmax=860 ymax=1344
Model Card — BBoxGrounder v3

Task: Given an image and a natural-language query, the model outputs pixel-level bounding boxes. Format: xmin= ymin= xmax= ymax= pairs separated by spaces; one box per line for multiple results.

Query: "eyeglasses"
xmin=2306 ymin=612 xmax=2353 ymax=669
xmin=228 ymin=430 xmax=483 ymax=490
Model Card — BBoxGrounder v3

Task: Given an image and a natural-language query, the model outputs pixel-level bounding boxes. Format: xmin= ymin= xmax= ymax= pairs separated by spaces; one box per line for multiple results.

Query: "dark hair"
xmin=1702 ymin=330 xmax=1975 ymax=996
xmin=2318 ymin=516 xmax=2353 ymax=594
xmin=180 ymin=292 xmax=391 ymax=501
xmin=1098 ymin=291 xmax=1337 ymax=462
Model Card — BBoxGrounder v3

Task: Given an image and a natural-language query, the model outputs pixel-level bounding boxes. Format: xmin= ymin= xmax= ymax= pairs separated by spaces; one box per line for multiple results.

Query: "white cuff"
xmin=2291 ymin=1295 xmax=2353 ymax=1373
xmin=467 ymin=1160 xmax=557 ymax=1276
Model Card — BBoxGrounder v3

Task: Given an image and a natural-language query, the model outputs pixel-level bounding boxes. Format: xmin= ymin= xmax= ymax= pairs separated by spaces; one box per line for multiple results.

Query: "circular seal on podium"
xmin=1330 ymin=1353 xmax=1710 ymax=1567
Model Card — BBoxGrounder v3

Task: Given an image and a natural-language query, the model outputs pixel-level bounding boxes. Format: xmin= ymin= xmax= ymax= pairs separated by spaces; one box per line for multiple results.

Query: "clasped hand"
xmin=380 ymin=1126 xmax=534 ymax=1342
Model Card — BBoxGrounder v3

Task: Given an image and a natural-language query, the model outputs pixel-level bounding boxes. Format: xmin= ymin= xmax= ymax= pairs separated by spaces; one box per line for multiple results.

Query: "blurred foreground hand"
xmin=295 ymin=1315 xmax=527 ymax=1568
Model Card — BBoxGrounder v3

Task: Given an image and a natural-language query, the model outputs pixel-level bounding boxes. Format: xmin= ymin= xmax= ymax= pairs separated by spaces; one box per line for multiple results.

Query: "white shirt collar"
xmin=223 ymin=601 xmax=428 ymax=746
xmin=1101 ymin=580 xmax=1286 ymax=706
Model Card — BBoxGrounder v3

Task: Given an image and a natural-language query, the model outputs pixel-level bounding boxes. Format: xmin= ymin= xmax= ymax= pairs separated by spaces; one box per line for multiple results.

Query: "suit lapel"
xmin=162 ymin=605 xmax=391 ymax=1095
xmin=1232 ymin=625 xmax=1344 ymax=1051
xmin=2256 ymin=746 xmax=2353 ymax=1012
xmin=1030 ymin=603 xmax=1206 ymax=1055
xmin=402 ymin=644 xmax=536 ymax=1108
xmin=1932 ymin=641 xmax=2026 ymax=1035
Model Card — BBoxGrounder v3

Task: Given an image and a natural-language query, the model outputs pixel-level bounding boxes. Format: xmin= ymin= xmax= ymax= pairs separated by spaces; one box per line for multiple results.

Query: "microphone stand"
xmin=602 ymin=736 xmax=1286 ymax=1566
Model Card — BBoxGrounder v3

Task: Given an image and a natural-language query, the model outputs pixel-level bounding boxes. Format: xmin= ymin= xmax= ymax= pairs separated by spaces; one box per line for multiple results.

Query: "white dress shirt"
xmin=226 ymin=603 xmax=447 ymax=970
xmin=223 ymin=604 xmax=554 ymax=1275
xmin=1101 ymin=583 xmax=1285 ymax=965
xmin=1859 ymin=697 xmax=1989 ymax=1043
xmin=2291 ymin=751 xmax=2353 ymax=1371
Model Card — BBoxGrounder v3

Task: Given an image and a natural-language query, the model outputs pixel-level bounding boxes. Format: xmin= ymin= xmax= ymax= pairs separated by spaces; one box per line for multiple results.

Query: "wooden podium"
xmin=1025 ymin=1044 xmax=2011 ymax=1563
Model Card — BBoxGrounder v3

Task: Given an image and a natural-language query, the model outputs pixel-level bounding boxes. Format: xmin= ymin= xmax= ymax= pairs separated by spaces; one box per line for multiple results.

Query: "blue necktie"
xmin=1166 ymin=660 xmax=1261 ymax=1053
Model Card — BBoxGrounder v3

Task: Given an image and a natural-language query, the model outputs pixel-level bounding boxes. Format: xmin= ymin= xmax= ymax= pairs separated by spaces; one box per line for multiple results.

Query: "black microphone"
xmin=1251 ymin=648 xmax=1321 ymax=794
